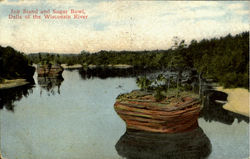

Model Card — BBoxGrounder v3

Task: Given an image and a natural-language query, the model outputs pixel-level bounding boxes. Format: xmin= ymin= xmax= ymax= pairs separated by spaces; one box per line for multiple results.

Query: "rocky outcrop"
xmin=37 ymin=64 xmax=64 ymax=77
xmin=116 ymin=127 xmax=211 ymax=159
xmin=114 ymin=90 xmax=201 ymax=133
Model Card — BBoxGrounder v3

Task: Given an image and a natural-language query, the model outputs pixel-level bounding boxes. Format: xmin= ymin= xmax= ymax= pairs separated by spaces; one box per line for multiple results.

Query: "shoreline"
xmin=0 ymin=79 xmax=29 ymax=90
xmin=61 ymin=64 xmax=133 ymax=69
xmin=215 ymin=87 xmax=249 ymax=117
xmin=61 ymin=64 xmax=82 ymax=69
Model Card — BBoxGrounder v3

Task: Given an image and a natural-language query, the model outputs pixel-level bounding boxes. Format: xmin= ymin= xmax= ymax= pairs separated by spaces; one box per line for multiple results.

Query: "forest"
xmin=0 ymin=32 xmax=248 ymax=88
xmin=27 ymin=31 xmax=249 ymax=88
xmin=0 ymin=46 xmax=35 ymax=82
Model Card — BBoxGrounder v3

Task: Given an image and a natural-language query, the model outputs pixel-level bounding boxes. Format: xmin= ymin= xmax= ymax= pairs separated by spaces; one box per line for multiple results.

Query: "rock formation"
xmin=37 ymin=64 xmax=64 ymax=77
xmin=114 ymin=90 xmax=201 ymax=133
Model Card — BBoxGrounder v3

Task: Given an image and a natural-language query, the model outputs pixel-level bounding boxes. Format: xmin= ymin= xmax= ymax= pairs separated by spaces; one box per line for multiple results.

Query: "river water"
xmin=0 ymin=69 xmax=249 ymax=159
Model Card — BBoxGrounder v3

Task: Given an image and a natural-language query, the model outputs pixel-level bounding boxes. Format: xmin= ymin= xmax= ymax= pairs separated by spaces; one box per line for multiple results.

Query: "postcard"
xmin=0 ymin=1 xmax=249 ymax=159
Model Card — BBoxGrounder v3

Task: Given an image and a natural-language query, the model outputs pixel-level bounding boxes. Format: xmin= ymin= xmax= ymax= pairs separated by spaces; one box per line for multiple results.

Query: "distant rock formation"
xmin=116 ymin=127 xmax=211 ymax=159
xmin=114 ymin=90 xmax=201 ymax=133
xmin=37 ymin=64 xmax=64 ymax=77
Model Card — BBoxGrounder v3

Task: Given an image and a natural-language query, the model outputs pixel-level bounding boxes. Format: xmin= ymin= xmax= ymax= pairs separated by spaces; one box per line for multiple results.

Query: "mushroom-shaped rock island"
xmin=114 ymin=90 xmax=201 ymax=133
xmin=37 ymin=64 xmax=64 ymax=77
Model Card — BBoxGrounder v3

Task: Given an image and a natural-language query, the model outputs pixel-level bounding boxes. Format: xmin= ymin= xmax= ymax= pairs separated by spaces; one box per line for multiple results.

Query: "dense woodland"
xmin=0 ymin=46 xmax=35 ymax=82
xmin=28 ymin=31 xmax=249 ymax=88
xmin=0 ymin=32 xmax=248 ymax=88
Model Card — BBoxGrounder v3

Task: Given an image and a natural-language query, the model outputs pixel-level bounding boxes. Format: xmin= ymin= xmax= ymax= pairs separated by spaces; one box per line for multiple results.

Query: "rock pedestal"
xmin=37 ymin=64 xmax=64 ymax=77
xmin=114 ymin=90 xmax=201 ymax=133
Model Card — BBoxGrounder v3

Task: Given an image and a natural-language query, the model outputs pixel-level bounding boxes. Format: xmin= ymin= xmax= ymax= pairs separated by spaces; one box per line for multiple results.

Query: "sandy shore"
xmin=216 ymin=87 xmax=249 ymax=117
xmin=61 ymin=64 xmax=82 ymax=69
xmin=61 ymin=64 xmax=133 ymax=69
xmin=107 ymin=64 xmax=133 ymax=68
xmin=0 ymin=79 xmax=29 ymax=89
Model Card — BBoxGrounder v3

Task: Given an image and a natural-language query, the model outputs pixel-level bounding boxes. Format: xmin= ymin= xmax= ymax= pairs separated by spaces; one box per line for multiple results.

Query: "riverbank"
xmin=61 ymin=64 xmax=82 ymax=69
xmin=216 ymin=87 xmax=249 ymax=117
xmin=61 ymin=64 xmax=133 ymax=69
xmin=0 ymin=79 xmax=29 ymax=89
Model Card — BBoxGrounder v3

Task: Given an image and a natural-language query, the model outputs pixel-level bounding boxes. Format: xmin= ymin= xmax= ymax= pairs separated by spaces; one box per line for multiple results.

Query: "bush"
xmin=0 ymin=78 xmax=5 ymax=83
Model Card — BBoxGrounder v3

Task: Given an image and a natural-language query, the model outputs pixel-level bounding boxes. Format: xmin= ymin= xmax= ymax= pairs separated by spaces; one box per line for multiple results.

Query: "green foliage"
xmin=136 ymin=74 xmax=194 ymax=101
xmin=190 ymin=32 xmax=249 ymax=88
xmin=136 ymin=76 xmax=152 ymax=91
xmin=220 ymin=72 xmax=248 ymax=88
xmin=0 ymin=46 xmax=35 ymax=80
xmin=154 ymin=88 xmax=166 ymax=102
xmin=27 ymin=31 xmax=249 ymax=88
xmin=0 ymin=77 xmax=5 ymax=83
xmin=28 ymin=50 xmax=171 ymax=69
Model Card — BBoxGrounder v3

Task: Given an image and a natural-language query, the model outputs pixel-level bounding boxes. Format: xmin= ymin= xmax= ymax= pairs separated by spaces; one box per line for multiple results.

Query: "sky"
xmin=0 ymin=0 xmax=249 ymax=54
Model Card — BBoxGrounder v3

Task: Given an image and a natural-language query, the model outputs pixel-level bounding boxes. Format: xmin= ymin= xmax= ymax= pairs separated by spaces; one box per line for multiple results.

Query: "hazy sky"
xmin=0 ymin=0 xmax=249 ymax=53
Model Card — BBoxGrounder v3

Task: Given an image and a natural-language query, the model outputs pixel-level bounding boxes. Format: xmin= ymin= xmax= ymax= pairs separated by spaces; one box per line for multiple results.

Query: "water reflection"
xmin=78 ymin=67 xmax=157 ymax=79
xmin=0 ymin=83 xmax=34 ymax=112
xmin=116 ymin=127 xmax=211 ymax=159
xmin=37 ymin=76 xmax=64 ymax=96
xmin=0 ymin=70 xmax=248 ymax=158
xmin=78 ymin=67 xmax=248 ymax=124
xmin=200 ymin=90 xmax=249 ymax=124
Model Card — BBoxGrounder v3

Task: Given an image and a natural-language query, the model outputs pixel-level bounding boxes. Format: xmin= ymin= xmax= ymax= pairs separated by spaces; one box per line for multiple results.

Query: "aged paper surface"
xmin=0 ymin=1 xmax=249 ymax=159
